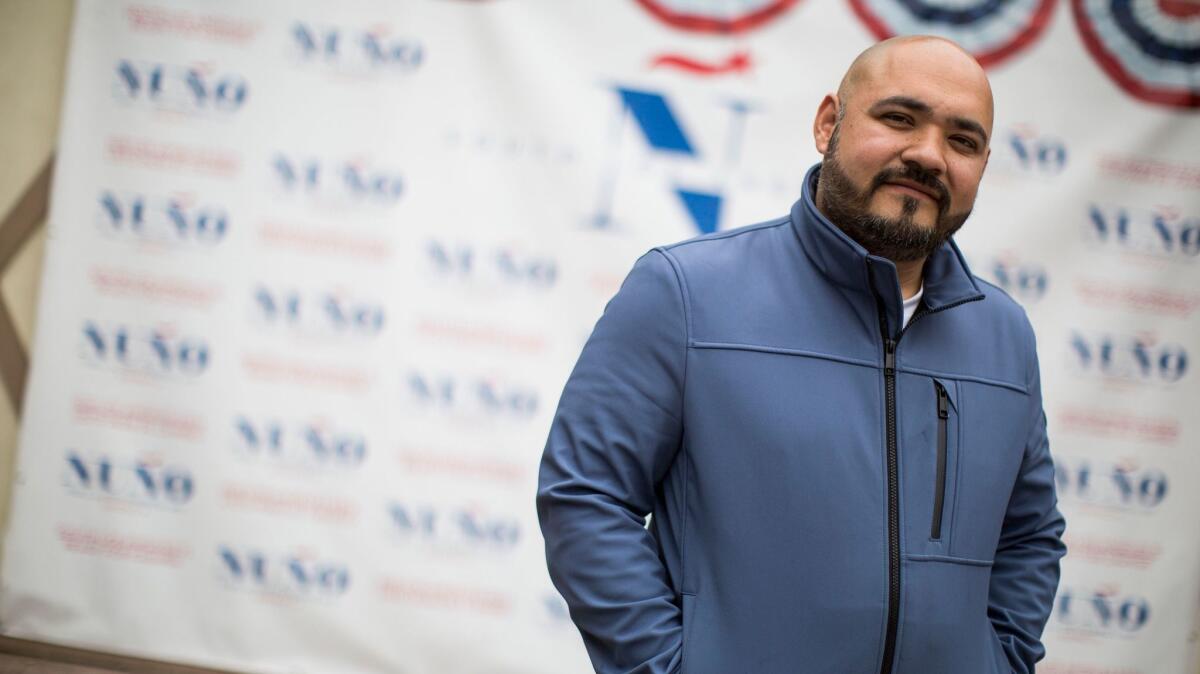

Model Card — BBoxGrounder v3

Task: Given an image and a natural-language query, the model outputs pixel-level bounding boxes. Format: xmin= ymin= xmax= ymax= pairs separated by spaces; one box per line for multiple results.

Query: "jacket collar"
xmin=791 ymin=163 xmax=985 ymax=337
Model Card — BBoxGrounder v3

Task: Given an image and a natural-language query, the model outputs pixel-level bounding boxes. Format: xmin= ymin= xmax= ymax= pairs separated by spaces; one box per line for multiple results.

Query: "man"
xmin=538 ymin=36 xmax=1066 ymax=674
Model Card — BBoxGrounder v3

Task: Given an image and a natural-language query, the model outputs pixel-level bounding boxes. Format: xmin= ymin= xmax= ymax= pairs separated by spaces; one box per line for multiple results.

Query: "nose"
xmin=899 ymin=127 xmax=947 ymax=178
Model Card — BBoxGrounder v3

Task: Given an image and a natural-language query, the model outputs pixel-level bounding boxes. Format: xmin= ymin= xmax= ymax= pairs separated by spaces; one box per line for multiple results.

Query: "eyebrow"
xmin=869 ymin=95 xmax=989 ymax=146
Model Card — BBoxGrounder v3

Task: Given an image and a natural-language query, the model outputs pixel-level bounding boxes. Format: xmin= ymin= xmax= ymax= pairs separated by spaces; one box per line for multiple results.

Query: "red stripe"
xmin=846 ymin=0 xmax=1056 ymax=69
xmin=635 ymin=0 xmax=800 ymax=34
xmin=650 ymin=51 xmax=752 ymax=76
xmin=1072 ymin=0 xmax=1200 ymax=108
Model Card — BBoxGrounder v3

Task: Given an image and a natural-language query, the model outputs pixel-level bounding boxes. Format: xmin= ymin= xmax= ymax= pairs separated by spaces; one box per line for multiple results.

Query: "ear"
xmin=813 ymin=93 xmax=840 ymax=155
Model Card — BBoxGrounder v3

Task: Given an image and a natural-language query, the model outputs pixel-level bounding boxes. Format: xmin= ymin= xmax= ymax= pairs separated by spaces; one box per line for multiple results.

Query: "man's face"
xmin=814 ymin=42 xmax=993 ymax=261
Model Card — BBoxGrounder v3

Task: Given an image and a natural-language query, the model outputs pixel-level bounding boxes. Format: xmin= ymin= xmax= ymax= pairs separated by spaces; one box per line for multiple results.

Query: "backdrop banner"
xmin=2 ymin=1 xmax=1198 ymax=673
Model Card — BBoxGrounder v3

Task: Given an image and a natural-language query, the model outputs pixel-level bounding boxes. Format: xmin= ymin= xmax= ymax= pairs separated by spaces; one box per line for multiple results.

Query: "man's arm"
xmin=537 ymin=250 xmax=688 ymax=674
xmin=988 ymin=325 xmax=1068 ymax=674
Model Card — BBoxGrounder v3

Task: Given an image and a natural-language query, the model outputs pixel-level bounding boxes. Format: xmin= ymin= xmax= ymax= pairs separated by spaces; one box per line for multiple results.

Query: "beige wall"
xmin=0 ymin=0 xmax=74 ymax=533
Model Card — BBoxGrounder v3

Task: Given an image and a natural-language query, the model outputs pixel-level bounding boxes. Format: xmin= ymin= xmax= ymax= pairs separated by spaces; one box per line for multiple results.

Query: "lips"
xmin=883 ymin=180 xmax=941 ymax=203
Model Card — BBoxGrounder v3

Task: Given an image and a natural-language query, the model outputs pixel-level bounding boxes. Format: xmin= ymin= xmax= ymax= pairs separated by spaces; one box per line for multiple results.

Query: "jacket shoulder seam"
xmin=649 ymin=246 xmax=691 ymax=598
xmin=651 ymin=248 xmax=692 ymax=395
xmin=659 ymin=217 xmax=790 ymax=251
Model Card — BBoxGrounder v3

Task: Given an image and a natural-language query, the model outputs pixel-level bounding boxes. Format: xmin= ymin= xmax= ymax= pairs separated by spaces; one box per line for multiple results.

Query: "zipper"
xmin=931 ymin=381 xmax=949 ymax=540
xmin=877 ymin=302 xmax=901 ymax=674
xmin=874 ymin=287 xmax=981 ymax=674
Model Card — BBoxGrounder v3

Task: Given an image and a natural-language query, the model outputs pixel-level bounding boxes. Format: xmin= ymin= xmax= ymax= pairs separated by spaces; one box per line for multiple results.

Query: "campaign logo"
xmin=590 ymin=87 xmax=760 ymax=234
xmin=634 ymin=0 xmax=800 ymax=34
xmin=58 ymin=525 xmax=190 ymax=566
xmin=377 ymin=577 xmax=513 ymax=615
xmin=1054 ymin=456 xmax=1168 ymax=513
xmin=81 ymin=320 xmax=210 ymax=378
xmin=252 ymin=285 xmax=385 ymax=340
xmin=985 ymin=254 xmax=1048 ymax=303
xmin=1086 ymin=203 xmax=1199 ymax=261
xmin=124 ymin=5 xmax=260 ymax=45
xmin=97 ymin=191 xmax=229 ymax=247
xmin=1062 ymin=534 xmax=1162 ymax=571
xmin=271 ymin=154 xmax=405 ymax=210
xmin=387 ymin=501 xmax=521 ymax=552
xmin=217 ymin=546 xmax=350 ymax=599
xmin=1072 ymin=279 xmax=1200 ymax=320
xmin=113 ymin=59 xmax=248 ymax=114
xmin=1068 ymin=330 xmax=1188 ymax=384
xmin=847 ymin=0 xmax=1056 ymax=68
xmin=1004 ymin=124 xmax=1068 ymax=176
xmin=402 ymin=370 xmax=539 ymax=423
xmin=1072 ymin=0 xmax=1200 ymax=109
xmin=291 ymin=22 xmax=424 ymax=75
xmin=232 ymin=415 xmax=367 ymax=471
xmin=425 ymin=240 xmax=558 ymax=291
xmin=1055 ymin=405 xmax=1180 ymax=446
xmin=104 ymin=137 xmax=240 ymax=177
xmin=1096 ymin=153 xmax=1200 ymax=192
xmin=63 ymin=450 xmax=194 ymax=508
xmin=1052 ymin=584 xmax=1151 ymax=636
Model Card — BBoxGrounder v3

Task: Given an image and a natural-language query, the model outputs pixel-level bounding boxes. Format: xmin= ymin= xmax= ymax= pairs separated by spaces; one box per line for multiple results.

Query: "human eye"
xmin=951 ymin=135 xmax=979 ymax=151
xmin=881 ymin=111 xmax=912 ymax=125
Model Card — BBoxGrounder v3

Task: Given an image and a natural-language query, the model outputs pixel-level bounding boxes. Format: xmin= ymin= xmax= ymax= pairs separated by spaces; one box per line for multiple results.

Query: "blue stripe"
xmin=618 ymin=88 xmax=697 ymax=156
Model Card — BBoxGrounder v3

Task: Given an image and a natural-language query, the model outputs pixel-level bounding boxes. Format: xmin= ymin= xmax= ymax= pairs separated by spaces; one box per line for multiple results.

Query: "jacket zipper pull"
xmin=884 ymin=339 xmax=896 ymax=376
xmin=932 ymin=380 xmax=950 ymax=541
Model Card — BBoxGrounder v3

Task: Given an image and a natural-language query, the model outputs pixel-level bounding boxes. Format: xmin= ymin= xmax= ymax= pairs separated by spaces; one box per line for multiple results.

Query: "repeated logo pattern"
xmin=1 ymin=2 xmax=1196 ymax=674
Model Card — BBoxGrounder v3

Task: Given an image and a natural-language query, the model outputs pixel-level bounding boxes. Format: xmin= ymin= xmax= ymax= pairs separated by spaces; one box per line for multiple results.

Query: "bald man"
xmin=538 ymin=37 xmax=1065 ymax=674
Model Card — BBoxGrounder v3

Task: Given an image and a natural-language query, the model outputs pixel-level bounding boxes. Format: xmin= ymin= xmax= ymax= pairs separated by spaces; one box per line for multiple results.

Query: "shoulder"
xmin=653 ymin=216 xmax=793 ymax=274
xmin=659 ymin=216 xmax=791 ymax=255
xmin=968 ymin=275 xmax=1040 ymax=384
xmin=971 ymin=276 xmax=1035 ymax=336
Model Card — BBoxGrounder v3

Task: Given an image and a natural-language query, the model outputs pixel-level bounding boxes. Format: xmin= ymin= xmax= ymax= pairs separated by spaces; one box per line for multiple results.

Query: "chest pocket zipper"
xmin=932 ymin=380 xmax=950 ymax=540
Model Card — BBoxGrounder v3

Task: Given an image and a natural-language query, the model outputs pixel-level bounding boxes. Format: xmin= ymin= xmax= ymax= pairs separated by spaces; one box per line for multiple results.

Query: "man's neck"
xmin=895 ymin=258 xmax=925 ymax=300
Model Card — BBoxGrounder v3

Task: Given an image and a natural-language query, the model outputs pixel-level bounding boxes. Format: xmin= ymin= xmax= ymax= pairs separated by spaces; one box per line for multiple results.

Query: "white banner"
xmin=2 ymin=1 xmax=1198 ymax=673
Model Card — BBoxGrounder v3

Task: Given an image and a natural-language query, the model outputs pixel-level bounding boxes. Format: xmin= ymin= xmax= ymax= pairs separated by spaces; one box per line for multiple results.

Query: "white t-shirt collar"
xmin=902 ymin=284 xmax=925 ymax=327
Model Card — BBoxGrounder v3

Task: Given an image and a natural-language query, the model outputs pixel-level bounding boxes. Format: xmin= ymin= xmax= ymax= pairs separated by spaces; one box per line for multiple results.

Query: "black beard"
xmin=816 ymin=137 xmax=971 ymax=263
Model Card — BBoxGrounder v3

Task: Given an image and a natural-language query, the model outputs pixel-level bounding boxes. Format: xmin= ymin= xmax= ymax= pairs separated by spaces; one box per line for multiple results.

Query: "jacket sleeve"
xmin=988 ymin=322 xmax=1067 ymax=674
xmin=537 ymin=249 xmax=688 ymax=674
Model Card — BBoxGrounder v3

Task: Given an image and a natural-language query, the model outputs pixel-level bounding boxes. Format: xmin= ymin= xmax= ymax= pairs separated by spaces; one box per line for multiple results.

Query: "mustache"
xmin=870 ymin=166 xmax=949 ymax=207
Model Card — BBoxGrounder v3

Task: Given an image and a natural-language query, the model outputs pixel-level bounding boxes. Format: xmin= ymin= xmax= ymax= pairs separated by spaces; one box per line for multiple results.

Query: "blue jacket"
xmin=538 ymin=164 xmax=1066 ymax=674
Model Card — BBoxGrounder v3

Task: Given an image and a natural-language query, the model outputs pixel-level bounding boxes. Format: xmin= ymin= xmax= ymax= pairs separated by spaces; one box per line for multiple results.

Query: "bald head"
xmin=837 ymin=36 xmax=993 ymax=129
xmin=811 ymin=35 xmax=995 ymax=264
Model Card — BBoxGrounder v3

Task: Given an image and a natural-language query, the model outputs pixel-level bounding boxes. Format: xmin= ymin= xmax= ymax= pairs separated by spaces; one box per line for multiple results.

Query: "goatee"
xmin=817 ymin=138 xmax=971 ymax=262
